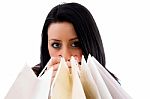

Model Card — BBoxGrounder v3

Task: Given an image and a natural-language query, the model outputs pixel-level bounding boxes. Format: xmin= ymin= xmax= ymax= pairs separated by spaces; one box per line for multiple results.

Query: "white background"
xmin=0 ymin=0 xmax=150 ymax=99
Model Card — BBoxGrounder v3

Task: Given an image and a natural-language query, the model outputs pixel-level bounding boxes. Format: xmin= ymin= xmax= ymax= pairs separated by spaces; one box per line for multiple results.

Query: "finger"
xmin=51 ymin=57 xmax=61 ymax=65
xmin=51 ymin=70 xmax=57 ymax=83
xmin=66 ymin=61 xmax=72 ymax=73
xmin=73 ymin=56 xmax=81 ymax=70
xmin=52 ymin=70 xmax=57 ymax=78
xmin=52 ymin=63 xmax=59 ymax=71
xmin=74 ymin=56 xmax=81 ymax=65
xmin=66 ymin=61 xmax=71 ymax=68
xmin=47 ymin=57 xmax=61 ymax=69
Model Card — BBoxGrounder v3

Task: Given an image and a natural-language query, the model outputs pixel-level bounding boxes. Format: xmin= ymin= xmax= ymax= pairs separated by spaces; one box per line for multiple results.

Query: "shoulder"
xmin=32 ymin=64 xmax=41 ymax=76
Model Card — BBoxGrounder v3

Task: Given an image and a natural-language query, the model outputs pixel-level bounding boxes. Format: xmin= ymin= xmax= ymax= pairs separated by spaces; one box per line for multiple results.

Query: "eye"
xmin=51 ymin=43 xmax=61 ymax=49
xmin=71 ymin=41 xmax=81 ymax=48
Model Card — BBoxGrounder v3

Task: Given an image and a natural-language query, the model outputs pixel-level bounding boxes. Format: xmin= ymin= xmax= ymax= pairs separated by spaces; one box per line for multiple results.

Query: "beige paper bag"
xmin=5 ymin=65 xmax=53 ymax=99
xmin=80 ymin=56 xmax=101 ymax=99
xmin=87 ymin=55 xmax=113 ymax=99
xmin=51 ymin=57 xmax=86 ymax=99
xmin=50 ymin=58 xmax=72 ymax=99
xmin=91 ymin=56 xmax=133 ymax=99
xmin=70 ymin=57 xmax=86 ymax=99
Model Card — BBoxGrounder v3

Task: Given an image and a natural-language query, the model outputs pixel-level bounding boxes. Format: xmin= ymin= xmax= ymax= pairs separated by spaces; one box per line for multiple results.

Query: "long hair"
xmin=39 ymin=2 xmax=118 ymax=82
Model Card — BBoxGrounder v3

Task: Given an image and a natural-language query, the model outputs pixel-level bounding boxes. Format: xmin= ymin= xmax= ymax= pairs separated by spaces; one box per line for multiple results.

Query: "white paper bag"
xmin=80 ymin=56 xmax=101 ymax=99
xmin=5 ymin=65 xmax=53 ymax=99
xmin=91 ymin=56 xmax=133 ymax=99
xmin=87 ymin=55 xmax=113 ymax=99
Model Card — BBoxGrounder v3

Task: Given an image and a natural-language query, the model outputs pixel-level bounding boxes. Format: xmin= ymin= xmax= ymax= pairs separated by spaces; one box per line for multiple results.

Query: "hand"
xmin=46 ymin=56 xmax=81 ymax=82
xmin=47 ymin=57 xmax=61 ymax=82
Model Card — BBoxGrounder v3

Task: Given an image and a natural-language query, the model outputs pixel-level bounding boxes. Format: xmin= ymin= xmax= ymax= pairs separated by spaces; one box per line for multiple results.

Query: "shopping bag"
xmin=91 ymin=56 xmax=133 ymax=99
xmin=87 ymin=55 xmax=113 ymax=99
xmin=80 ymin=56 xmax=101 ymax=99
xmin=50 ymin=58 xmax=72 ymax=99
xmin=70 ymin=57 xmax=86 ymax=99
xmin=50 ymin=57 xmax=86 ymax=99
xmin=5 ymin=65 xmax=53 ymax=99
xmin=5 ymin=55 xmax=132 ymax=99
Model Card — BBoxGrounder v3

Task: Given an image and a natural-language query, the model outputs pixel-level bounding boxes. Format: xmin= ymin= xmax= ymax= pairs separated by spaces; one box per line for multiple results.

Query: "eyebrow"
xmin=48 ymin=39 xmax=61 ymax=42
xmin=48 ymin=37 xmax=78 ymax=42
xmin=69 ymin=37 xmax=78 ymax=41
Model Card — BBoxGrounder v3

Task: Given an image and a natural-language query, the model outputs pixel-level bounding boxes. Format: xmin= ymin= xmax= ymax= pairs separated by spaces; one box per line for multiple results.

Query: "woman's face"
xmin=48 ymin=22 xmax=82 ymax=62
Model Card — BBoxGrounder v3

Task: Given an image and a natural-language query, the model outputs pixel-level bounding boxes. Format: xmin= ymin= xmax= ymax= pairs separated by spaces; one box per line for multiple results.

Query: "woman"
xmin=32 ymin=2 xmax=118 ymax=82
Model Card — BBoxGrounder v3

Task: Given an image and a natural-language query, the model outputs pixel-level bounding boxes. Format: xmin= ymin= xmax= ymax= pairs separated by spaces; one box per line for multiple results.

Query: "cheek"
xmin=48 ymin=45 xmax=59 ymax=57
xmin=73 ymin=49 xmax=82 ymax=62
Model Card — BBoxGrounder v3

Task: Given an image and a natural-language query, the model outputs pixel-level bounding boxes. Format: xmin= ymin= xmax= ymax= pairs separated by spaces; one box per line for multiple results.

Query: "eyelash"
xmin=51 ymin=43 xmax=61 ymax=49
xmin=71 ymin=41 xmax=80 ymax=48
xmin=51 ymin=41 xmax=81 ymax=49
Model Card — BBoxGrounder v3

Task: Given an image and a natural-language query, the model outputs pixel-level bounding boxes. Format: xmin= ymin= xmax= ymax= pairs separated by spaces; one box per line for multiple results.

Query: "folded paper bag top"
xmin=70 ymin=56 xmax=86 ymax=99
xmin=5 ymin=55 xmax=132 ymax=99
xmin=80 ymin=55 xmax=101 ymax=99
xmin=50 ymin=57 xmax=72 ymax=99
xmin=5 ymin=65 xmax=53 ymax=99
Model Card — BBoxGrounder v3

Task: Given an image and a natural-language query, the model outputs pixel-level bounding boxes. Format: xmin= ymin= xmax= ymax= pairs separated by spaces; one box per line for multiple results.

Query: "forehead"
xmin=48 ymin=22 xmax=77 ymax=39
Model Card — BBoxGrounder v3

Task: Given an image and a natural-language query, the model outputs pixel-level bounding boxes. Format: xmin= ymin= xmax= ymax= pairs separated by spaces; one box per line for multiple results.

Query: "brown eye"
xmin=51 ymin=43 xmax=61 ymax=49
xmin=71 ymin=41 xmax=81 ymax=48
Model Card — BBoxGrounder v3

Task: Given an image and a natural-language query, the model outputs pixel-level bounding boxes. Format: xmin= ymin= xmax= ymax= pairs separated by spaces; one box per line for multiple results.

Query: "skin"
xmin=47 ymin=21 xmax=82 ymax=80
